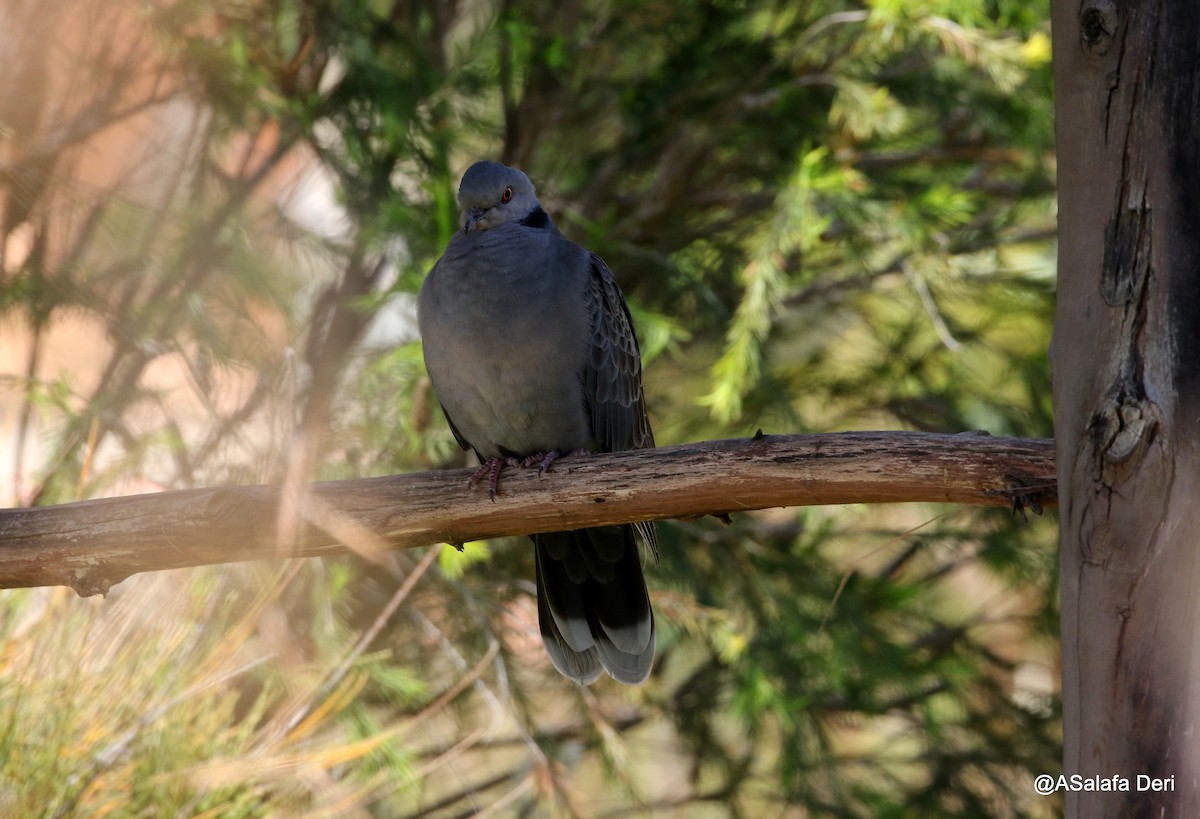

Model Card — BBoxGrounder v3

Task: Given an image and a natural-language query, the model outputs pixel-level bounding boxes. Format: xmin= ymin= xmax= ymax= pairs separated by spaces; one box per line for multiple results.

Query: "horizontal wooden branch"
xmin=0 ymin=432 xmax=1055 ymax=595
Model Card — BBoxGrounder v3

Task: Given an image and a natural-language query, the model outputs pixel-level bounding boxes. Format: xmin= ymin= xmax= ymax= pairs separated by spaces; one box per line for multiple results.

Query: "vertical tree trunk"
xmin=1052 ymin=1 xmax=1200 ymax=816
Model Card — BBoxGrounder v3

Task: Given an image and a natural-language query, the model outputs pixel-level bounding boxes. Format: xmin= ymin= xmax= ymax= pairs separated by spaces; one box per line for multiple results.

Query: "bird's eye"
xmin=501 ymin=186 xmax=513 ymax=203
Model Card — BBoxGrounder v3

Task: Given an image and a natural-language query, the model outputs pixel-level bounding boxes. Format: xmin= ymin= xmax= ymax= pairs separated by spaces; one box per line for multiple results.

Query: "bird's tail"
xmin=534 ymin=525 xmax=655 ymax=685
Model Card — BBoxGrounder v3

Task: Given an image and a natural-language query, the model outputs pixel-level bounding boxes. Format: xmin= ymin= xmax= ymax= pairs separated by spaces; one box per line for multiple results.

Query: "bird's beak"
xmin=464 ymin=207 xmax=487 ymax=233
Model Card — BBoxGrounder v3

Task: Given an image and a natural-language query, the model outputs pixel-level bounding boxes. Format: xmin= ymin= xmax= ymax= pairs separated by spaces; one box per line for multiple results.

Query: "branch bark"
xmin=0 ymin=432 xmax=1055 ymax=596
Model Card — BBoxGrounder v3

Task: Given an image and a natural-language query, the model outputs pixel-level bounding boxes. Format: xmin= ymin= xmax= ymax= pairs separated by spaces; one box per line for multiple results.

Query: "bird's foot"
xmin=469 ymin=450 xmax=591 ymax=498
xmin=468 ymin=456 xmax=507 ymax=500
xmin=519 ymin=448 xmax=590 ymax=476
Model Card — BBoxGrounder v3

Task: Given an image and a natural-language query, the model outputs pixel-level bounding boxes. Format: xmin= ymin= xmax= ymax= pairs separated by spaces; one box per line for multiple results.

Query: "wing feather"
xmin=581 ymin=253 xmax=658 ymax=557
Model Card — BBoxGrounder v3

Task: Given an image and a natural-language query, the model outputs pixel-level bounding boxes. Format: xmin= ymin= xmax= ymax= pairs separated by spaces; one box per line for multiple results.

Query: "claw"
xmin=518 ymin=448 xmax=590 ymax=477
xmin=468 ymin=456 xmax=506 ymax=500
xmin=522 ymin=450 xmax=560 ymax=474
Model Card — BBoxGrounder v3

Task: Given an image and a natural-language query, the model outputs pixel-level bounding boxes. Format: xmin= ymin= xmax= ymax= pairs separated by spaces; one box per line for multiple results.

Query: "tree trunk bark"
xmin=1052 ymin=1 xmax=1200 ymax=815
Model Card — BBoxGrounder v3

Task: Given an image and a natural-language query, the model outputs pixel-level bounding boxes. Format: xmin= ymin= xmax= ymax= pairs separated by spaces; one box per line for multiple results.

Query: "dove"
xmin=417 ymin=161 xmax=657 ymax=684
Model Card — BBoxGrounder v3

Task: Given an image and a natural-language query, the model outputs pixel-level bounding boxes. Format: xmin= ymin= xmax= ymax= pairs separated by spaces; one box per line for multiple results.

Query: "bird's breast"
xmin=418 ymin=230 xmax=595 ymax=458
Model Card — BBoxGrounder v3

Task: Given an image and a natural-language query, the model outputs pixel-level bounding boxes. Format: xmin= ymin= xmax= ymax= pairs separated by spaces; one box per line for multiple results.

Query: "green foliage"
xmin=0 ymin=0 xmax=1058 ymax=815
xmin=658 ymin=507 xmax=1059 ymax=816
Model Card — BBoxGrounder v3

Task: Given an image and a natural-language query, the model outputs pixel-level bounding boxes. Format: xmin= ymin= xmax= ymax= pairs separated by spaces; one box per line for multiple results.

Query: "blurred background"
xmin=0 ymin=0 xmax=1059 ymax=815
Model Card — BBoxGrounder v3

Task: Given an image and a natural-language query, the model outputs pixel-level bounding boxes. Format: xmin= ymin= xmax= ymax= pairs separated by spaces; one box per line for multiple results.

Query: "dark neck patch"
xmin=519 ymin=207 xmax=552 ymax=229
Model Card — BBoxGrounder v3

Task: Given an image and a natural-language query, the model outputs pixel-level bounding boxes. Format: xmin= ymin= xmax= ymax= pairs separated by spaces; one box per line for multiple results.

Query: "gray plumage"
xmin=417 ymin=161 xmax=657 ymax=685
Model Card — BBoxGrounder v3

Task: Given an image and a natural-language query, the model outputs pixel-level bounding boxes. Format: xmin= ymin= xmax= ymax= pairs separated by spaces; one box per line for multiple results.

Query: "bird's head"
xmin=456 ymin=161 xmax=540 ymax=233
